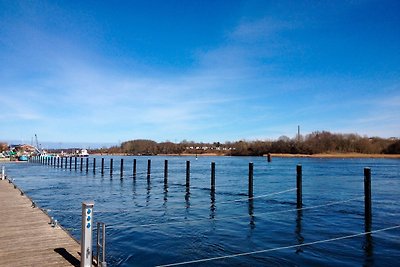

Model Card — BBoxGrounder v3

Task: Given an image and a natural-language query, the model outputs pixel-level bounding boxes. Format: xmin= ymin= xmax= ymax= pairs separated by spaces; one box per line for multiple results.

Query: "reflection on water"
xmin=210 ymin=191 xmax=216 ymax=219
xmin=295 ymin=209 xmax=304 ymax=254
xmin=248 ymin=199 xmax=255 ymax=229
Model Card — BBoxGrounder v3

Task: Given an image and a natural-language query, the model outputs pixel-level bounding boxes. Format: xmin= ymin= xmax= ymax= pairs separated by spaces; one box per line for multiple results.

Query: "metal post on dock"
xmin=164 ymin=160 xmax=168 ymax=184
xmin=186 ymin=161 xmax=190 ymax=188
xmin=211 ymin=162 xmax=216 ymax=192
xmin=81 ymin=201 xmax=94 ymax=267
xmin=296 ymin=164 xmax=302 ymax=209
xmin=1 ymin=166 xmax=5 ymax=180
xmin=96 ymin=222 xmax=107 ymax=267
xmin=120 ymin=159 xmax=124 ymax=178
xmin=110 ymin=158 xmax=113 ymax=176
xmin=248 ymin=162 xmax=254 ymax=198
xmin=364 ymin=167 xmax=372 ymax=228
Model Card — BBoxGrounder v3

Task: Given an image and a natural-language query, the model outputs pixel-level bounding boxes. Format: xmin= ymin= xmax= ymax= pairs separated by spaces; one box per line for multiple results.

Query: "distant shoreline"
xmin=91 ymin=152 xmax=400 ymax=159
xmin=268 ymin=153 xmax=400 ymax=159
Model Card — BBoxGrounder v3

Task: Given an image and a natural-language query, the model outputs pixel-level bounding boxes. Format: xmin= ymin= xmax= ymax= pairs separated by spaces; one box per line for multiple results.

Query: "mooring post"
xmin=364 ymin=167 xmax=372 ymax=228
xmin=74 ymin=157 xmax=77 ymax=170
xmin=86 ymin=158 xmax=89 ymax=172
xmin=65 ymin=157 xmax=68 ymax=168
xmin=133 ymin=159 xmax=137 ymax=178
xmin=147 ymin=159 xmax=151 ymax=179
xmin=164 ymin=159 xmax=168 ymax=183
xmin=296 ymin=164 xmax=303 ymax=209
xmin=93 ymin=158 xmax=96 ymax=174
xmin=80 ymin=158 xmax=83 ymax=171
xmin=69 ymin=157 xmax=72 ymax=170
xmin=58 ymin=157 xmax=60 ymax=168
xmin=120 ymin=158 xmax=124 ymax=178
xmin=211 ymin=162 xmax=216 ymax=192
xmin=81 ymin=201 xmax=94 ymax=267
xmin=101 ymin=158 xmax=104 ymax=175
xmin=1 ymin=166 xmax=5 ymax=180
xmin=248 ymin=162 xmax=254 ymax=198
xmin=110 ymin=158 xmax=113 ymax=176
xmin=186 ymin=161 xmax=190 ymax=188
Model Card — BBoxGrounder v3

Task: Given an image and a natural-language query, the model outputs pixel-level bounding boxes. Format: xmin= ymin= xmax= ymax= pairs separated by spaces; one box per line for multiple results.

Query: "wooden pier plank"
xmin=0 ymin=180 xmax=81 ymax=267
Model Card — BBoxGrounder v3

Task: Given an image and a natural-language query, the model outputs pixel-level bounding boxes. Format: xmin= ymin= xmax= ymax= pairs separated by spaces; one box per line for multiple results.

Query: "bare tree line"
xmin=91 ymin=131 xmax=400 ymax=156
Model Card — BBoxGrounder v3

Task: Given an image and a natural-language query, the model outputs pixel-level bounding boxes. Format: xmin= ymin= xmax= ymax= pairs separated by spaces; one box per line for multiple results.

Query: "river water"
xmin=3 ymin=156 xmax=400 ymax=266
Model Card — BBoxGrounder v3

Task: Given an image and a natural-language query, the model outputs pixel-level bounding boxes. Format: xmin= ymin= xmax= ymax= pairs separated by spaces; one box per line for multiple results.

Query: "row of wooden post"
xmin=30 ymin=156 xmax=372 ymax=224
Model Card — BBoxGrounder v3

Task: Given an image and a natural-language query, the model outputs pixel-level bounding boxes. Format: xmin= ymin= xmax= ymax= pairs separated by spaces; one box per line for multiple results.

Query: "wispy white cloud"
xmin=1 ymin=6 xmax=399 ymax=143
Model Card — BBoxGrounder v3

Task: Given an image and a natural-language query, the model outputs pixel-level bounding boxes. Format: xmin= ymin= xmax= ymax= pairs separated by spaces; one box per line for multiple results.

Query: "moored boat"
xmin=18 ymin=155 xmax=29 ymax=161
xmin=76 ymin=149 xmax=89 ymax=157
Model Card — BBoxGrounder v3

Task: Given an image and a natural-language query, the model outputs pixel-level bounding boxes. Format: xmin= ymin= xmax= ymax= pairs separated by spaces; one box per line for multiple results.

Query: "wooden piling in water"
xmin=101 ymin=158 xmax=104 ymax=175
xmin=147 ymin=159 xmax=151 ymax=180
xmin=296 ymin=164 xmax=302 ymax=209
xmin=120 ymin=159 xmax=124 ymax=178
xmin=110 ymin=158 xmax=113 ymax=176
xmin=267 ymin=153 xmax=272 ymax=162
xmin=364 ymin=167 xmax=372 ymax=227
xmin=69 ymin=157 xmax=72 ymax=170
xmin=86 ymin=158 xmax=89 ymax=172
xmin=74 ymin=157 xmax=77 ymax=170
xmin=61 ymin=157 xmax=64 ymax=169
xmin=80 ymin=158 xmax=83 ymax=172
xmin=57 ymin=157 xmax=60 ymax=168
xmin=186 ymin=161 xmax=190 ymax=188
xmin=133 ymin=159 xmax=137 ymax=178
xmin=248 ymin=162 xmax=254 ymax=198
xmin=164 ymin=159 xmax=168 ymax=183
xmin=211 ymin=162 xmax=216 ymax=192
xmin=93 ymin=158 xmax=96 ymax=174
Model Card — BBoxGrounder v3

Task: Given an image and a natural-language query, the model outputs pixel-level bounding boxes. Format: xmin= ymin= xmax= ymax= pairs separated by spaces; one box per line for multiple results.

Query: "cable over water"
xmin=156 ymin=225 xmax=400 ymax=267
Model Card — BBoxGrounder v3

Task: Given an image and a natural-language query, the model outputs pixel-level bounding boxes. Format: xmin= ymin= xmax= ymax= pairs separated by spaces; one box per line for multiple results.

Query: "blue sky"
xmin=1 ymin=0 xmax=399 ymax=146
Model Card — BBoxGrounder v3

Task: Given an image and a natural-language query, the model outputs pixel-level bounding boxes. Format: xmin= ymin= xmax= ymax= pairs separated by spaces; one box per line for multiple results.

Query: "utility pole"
xmin=297 ymin=125 xmax=301 ymax=142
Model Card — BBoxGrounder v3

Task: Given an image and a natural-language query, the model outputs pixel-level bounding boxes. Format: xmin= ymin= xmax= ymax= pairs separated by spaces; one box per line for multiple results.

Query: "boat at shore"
xmin=18 ymin=155 xmax=29 ymax=161
xmin=75 ymin=149 xmax=89 ymax=157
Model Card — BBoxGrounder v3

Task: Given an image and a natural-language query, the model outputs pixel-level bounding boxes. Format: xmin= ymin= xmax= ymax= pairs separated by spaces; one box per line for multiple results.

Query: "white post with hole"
xmin=81 ymin=201 xmax=94 ymax=267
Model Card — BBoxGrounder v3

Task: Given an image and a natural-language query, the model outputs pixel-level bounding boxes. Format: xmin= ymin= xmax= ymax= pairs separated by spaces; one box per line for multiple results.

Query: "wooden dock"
xmin=0 ymin=179 xmax=81 ymax=267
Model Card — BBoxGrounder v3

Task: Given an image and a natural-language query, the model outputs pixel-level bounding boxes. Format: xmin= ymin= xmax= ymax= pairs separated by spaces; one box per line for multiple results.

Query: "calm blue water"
xmin=2 ymin=156 xmax=400 ymax=266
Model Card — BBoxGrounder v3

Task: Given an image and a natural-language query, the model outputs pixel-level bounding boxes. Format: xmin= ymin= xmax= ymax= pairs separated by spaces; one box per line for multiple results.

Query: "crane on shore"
xmin=34 ymin=134 xmax=41 ymax=154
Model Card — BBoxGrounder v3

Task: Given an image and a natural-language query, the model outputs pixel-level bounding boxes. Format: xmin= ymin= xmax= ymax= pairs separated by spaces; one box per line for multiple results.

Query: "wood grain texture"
xmin=0 ymin=180 xmax=81 ymax=267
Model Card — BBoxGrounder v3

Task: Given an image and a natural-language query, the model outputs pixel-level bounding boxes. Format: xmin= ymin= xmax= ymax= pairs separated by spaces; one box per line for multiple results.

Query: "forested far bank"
xmin=90 ymin=131 xmax=400 ymax=156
